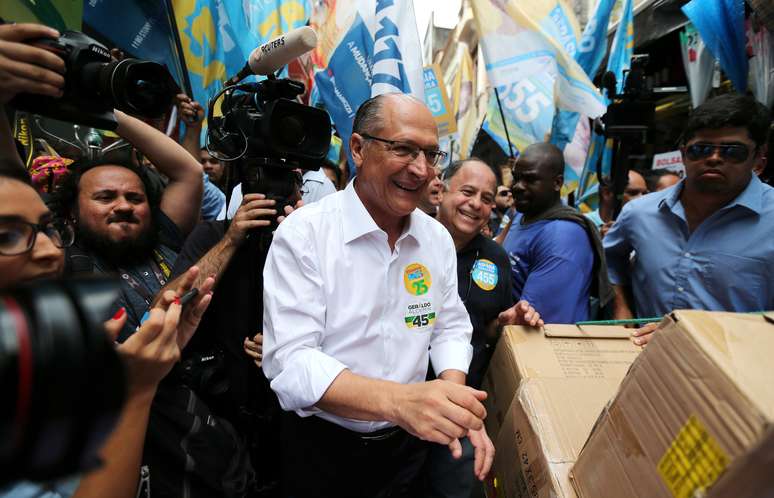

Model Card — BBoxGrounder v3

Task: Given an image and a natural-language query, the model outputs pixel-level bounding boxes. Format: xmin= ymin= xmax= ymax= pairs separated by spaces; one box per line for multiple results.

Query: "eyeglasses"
xmin=360 ymin=133 xmax=447 ymax=166
xmin=684 ymin=143 xmax=753 ymax=163
xmin=0 ymin=219 xmax=74 ymax=256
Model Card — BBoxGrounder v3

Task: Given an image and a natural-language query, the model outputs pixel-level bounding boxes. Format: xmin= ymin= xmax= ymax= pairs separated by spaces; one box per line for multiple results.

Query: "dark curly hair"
xmin=682 ymin=93 xmax=772 ymax=147
xmin=50 ymin=157 xmax=162 ymax=223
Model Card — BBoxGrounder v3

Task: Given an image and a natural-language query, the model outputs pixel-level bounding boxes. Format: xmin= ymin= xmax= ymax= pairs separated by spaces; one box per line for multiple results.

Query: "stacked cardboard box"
xmin=571 ymin=311 xmax=774 ymax=498
xmin=482 ymin=324 xmax=642 ymax=498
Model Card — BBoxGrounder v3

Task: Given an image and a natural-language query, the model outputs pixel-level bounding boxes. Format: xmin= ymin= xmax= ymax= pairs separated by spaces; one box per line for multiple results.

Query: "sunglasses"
xmin=684 ymin=143 xmax=753 ymax=163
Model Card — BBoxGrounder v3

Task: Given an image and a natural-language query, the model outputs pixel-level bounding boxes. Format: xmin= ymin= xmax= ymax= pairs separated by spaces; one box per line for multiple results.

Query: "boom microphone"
xmin=225 ymin=26 xmax=318 ymax=86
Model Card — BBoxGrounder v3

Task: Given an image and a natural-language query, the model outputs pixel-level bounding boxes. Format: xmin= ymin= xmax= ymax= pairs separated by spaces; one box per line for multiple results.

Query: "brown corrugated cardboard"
xmin=571 ymin=311 xmax=774 ymax=498
xmin=491 ymin=377 xmax=627 ymax=498
xmin=482 ymin=324 xmax=641 ymax=439
xmin=482 ymin=324 xmax=642 ymax=498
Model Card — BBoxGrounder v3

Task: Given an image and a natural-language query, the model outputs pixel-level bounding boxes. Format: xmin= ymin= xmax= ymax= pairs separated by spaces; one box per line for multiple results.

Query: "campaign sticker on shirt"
xmin=471 ymin=259 xmax=498 ymax=291
xmin=403 ymin=263 xmax=432 ymax=296
xmin=404 ymin=301 xmax=436 ymax=329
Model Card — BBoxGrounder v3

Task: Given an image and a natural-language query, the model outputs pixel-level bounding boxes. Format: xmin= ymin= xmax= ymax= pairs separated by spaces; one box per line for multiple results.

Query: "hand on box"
xmin=631 ymin=322 xmax=658 ymax=346
xmin=390 ymin=379 xmax=487 ymax=447
xmin=0 ymin=23 xmax=65 ymax=104
xmin=498 ymin=300 xmax=543 ymax=328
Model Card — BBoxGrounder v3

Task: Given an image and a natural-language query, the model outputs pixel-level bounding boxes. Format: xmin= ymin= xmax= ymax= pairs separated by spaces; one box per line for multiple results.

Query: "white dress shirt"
xmin=217 ymin=169 xmax=337 ymax=220
xmin=262 ymin=180 xmax=473 ymax=433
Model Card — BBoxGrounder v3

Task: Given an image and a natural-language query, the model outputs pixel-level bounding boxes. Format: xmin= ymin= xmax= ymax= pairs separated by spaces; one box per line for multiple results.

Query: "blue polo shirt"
xmin=502 ymin=213 xmax=594 ymax=323
xmin=604 ymin=175 xmax=774 ymax=317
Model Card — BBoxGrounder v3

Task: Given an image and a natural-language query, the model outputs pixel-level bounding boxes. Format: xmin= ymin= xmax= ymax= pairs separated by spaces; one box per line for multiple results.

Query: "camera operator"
xmin=138 ymin=191 xmax=299 ymax=498
xmin=0 ymin=162 xmax=213 ymax=498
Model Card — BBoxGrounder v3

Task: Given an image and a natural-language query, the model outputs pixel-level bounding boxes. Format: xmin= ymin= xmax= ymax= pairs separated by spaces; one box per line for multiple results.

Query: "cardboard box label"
xmin=657 ymin=415 xmax=730 ymax=498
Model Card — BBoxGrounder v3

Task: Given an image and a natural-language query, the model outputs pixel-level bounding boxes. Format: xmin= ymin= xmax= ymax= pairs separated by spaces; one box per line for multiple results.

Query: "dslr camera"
xmin=10 ymin=29 xmax=178 ymax=130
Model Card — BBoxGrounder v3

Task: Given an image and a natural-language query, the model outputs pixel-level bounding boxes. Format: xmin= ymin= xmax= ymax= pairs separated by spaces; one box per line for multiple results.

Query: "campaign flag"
xmin=172 ymin=0 xmax=310 ymax=115
xmin=551 ymin=0 xmax=619 ymax=154
xmin=84 ymin=0 xmax=189 ymax=95
xmin=473 ymin=0 xmax=604 ymax=161
xmin=311 ymin=0 xmax=424 ymax=175
xmin=683 ymin=0 xmax=748 ymax=93
xmin=455 ymin=48 xmax=480 ymax=160
xmin=680 ymin=23 xmax=715 ymax=108
xmin=0 ymin=0 xmax=82 ymax=30
xmin=577 ymin=0 xmax=634 ymax=208
xmin=424 ymin=65 xmax=457 ymax=137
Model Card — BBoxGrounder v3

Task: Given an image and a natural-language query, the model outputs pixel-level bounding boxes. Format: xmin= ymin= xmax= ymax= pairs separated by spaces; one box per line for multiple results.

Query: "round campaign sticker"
xmin=403 ymin=263 xmax=432 ymax=296
xmin=471 ymin=259 xmax=498 ymax=291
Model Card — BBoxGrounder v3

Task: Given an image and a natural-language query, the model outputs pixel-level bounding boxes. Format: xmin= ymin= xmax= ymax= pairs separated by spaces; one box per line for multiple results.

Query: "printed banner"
xmin=84 ymin=0 xmax=189 ymax=95
xmin=172 ymin=0 xmax=310 ymax=114
xmin=311 ymin=0 xmax=424 ymax=175
xmin=423 ymin=64 xmax=457 ymax=137
xmin=679 ymin=23 xmax=715 ymax=108
xmin=474 ymin=0 xmax=603 ymax=161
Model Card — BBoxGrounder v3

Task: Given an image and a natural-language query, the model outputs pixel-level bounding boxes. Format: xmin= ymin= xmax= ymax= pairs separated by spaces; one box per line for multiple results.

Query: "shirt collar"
xmin=659 ymin=175 xmax=765 ymax=215
xmin=341 ymin=179 xmax=422 ymax=244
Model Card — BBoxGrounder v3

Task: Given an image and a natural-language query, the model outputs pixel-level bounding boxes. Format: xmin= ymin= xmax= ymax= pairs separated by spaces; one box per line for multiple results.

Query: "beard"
xmin=77 ymin=218 xmax=159 ymax=268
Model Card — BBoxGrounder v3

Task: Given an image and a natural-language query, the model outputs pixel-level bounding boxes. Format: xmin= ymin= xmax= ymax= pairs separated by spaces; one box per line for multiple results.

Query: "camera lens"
xmin=277 ymin=115 xmax=306 ymax=148
xmin=0 ymin=278 xmax=126 ymax=485
xmin=96 ymin=59 xmax=177 ymax=119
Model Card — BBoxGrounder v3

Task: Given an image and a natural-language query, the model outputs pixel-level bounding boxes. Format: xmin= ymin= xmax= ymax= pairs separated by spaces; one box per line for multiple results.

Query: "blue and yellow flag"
xmin=311 ymin=0 xmax=425 ymax=175
xmin=473 ymin=0 xmax=604 ymax=162
xmin=577 ymin=0 xmax=634 ymax=209
xmin=172 ymin=0 xmax=310 ymax=111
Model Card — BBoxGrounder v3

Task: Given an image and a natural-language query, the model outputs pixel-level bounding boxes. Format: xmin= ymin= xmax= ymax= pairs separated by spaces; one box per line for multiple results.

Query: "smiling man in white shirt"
xmin=262 ymin=93 xmax=493 ymax=498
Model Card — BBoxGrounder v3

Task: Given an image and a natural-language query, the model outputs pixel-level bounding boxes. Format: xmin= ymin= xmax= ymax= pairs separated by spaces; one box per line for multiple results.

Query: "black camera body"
xmin=10 ymin=30 xmax=178 ymax=130
xmin=207 ymin=77 xmax=331 ymax=212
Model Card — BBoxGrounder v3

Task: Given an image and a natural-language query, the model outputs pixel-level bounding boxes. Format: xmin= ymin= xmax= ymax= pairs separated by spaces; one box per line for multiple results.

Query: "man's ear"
xmin=554 ymin=174 xmax=564 ymax=192
xmin=753 ymin=144 xmax=767 ymax=177
xmin=350 ymin=133 xmax=366 ymax=170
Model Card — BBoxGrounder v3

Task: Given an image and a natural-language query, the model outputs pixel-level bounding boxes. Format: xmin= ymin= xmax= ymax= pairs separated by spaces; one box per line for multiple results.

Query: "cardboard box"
xmin=482 ymin=324 xmax=642 ymax=440
xmin=571 ymin=311 xmax=774 ymax=498
xmin=491 ymin=377 xmax=626 ymax=498
xmin=483 ymin=324 xmax=642 ymax=498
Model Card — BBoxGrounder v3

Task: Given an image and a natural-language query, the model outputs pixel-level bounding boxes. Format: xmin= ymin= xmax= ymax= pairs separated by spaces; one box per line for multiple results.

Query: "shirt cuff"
xmin=269 ymin=348 xmax=348 ymax=413
xmin=430 ymin=340 xmax=473 ymax=377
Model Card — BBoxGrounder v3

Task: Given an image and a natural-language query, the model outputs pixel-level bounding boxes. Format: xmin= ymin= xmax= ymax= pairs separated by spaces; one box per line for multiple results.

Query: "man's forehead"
xmin=688 ymin=127 xmax=755 ymax=144
xmin=79 ymin=165 xmax=145 ymax=190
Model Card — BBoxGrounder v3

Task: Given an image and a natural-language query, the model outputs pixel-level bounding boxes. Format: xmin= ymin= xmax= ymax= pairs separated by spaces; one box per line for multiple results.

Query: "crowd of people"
xmin=1 ymin=20 xmax=773 ymax=498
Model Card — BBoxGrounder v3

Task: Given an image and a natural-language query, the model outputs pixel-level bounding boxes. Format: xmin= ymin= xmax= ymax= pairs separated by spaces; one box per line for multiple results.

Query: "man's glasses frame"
xmin=360 ymin=133 xmax=448 ymax=166
xmin=684 ymin=143 xmax=755 ymax=163
xmin=0 ymin=219 xmax=75 ymax=256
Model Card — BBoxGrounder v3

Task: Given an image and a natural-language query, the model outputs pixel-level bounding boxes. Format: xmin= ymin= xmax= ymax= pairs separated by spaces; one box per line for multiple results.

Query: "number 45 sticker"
xmin=405 ymin=312 xmax=436 ymax=329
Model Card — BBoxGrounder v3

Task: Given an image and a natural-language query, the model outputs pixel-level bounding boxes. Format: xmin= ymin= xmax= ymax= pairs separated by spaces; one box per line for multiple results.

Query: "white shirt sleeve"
xmin=225 ymin=184 xmax=243 ymax=220
xmin=262 ymin=221 xmax=348 ymax=414
xmin=429 ymin=234 xmax=474 ymax=376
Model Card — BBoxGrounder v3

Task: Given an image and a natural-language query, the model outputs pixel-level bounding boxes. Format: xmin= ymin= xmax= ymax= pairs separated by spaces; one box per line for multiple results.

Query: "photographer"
xmin=0 ymin=164 xmax=213 ymax=498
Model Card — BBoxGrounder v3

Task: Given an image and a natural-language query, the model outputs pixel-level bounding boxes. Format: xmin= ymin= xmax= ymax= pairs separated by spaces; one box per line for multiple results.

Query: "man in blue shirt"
xmin=502 ymin=143 xmax=612 ymax=323
xmin=605 ymin=94 xmax=774 ymax=345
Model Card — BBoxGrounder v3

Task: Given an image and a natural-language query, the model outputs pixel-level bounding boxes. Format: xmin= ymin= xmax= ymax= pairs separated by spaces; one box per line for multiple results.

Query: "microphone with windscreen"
xmin=225 ymin=26 xmax=318 ymax=86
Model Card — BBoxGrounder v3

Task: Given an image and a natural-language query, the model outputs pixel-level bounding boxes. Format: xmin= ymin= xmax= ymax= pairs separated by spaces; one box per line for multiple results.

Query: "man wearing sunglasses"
xmin=604 ymin=94 xmax=774 ymax=346
xmin=263 ymin=93 xmax=493 ymax=497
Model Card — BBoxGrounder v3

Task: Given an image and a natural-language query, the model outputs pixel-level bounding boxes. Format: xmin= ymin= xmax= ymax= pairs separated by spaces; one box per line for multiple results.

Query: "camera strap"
xmin=118 ymin=250 xmax=171 ymax=306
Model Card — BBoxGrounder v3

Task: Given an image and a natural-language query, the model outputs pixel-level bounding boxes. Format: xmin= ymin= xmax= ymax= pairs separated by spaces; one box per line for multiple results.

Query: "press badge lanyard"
xmin=118 ymin=249 xmax=171 ymax=306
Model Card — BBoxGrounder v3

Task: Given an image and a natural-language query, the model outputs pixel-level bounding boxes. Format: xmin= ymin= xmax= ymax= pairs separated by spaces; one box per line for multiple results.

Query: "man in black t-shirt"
xmin=423 ymin=158 xmax=543 ymax=498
